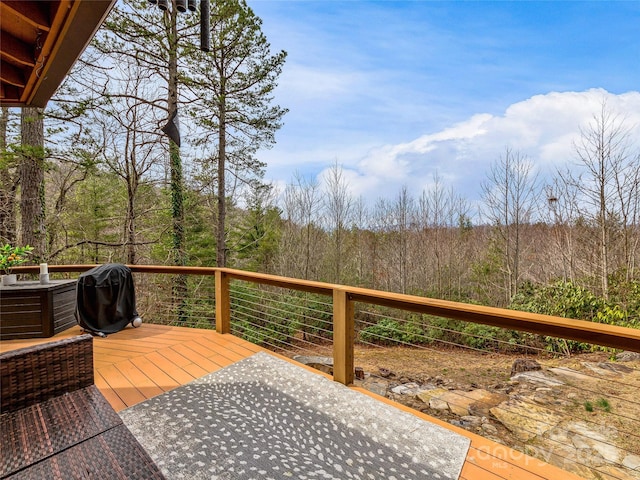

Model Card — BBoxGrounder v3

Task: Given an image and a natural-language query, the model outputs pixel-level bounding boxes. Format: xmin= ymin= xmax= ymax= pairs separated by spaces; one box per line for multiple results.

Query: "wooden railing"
xmin=14 ymin=264 xmax=640 ymax=385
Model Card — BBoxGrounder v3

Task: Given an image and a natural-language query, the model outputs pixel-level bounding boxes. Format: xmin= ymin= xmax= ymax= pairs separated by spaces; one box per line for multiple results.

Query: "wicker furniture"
xmin=0 ymin=334 xmax=165 ymax=479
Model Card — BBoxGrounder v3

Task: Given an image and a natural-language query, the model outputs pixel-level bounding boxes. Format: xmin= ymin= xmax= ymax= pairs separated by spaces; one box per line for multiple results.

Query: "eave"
xmin=0 ymin=0 xmax=115 ymax=108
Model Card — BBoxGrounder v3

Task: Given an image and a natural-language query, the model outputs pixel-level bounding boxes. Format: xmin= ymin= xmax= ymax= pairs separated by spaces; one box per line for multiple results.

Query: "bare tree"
xmin=391 ymin=186 xmax=413 ymax=294
xmin=562 ymin=101 xmax=640 ymax=297
xmin=351 ymin=196 xmax=372 ymax=287
xmin=481 ymin=147 xmax=540 ymax=304
xmin=323 ymin=163 xmax=354 ymax=284
xmin=414 ymin=174 xmax=472 ymax=299
xmin=281 ymin=172 xmax=324 ymax=280
xmin=94 ymin=65 xmax=166 ymax=263
xmin=544 ymin=179 xmax=580 ymax=283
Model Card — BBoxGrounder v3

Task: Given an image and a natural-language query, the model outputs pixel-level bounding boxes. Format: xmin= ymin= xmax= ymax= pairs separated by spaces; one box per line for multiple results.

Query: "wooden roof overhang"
xmin=0 ymin=0 xmax=115 ymax=107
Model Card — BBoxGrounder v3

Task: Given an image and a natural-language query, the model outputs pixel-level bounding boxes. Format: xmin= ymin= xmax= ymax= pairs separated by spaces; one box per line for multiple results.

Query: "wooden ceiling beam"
xmin=0 ymin=1 xmax=52 ymax=31
xmin=0 ymin=84 xmax=21 ymax=102
xmin=0 ymin=31 xmax=36 ymax=67
xmin=0 ymin=0 xmax=116 ymax=107
xmin=0 ymin=60 xmax=26 ymax=88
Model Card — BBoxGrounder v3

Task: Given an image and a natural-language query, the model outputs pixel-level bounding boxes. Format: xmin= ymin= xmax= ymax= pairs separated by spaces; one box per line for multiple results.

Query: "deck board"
xmin=0 ymin=324 xmax=584 ymax=480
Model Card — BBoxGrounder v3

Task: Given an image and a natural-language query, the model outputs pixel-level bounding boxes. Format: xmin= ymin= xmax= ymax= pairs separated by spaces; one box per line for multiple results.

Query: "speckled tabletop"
xmin=120 ymin=351 xmax=470 ymax=480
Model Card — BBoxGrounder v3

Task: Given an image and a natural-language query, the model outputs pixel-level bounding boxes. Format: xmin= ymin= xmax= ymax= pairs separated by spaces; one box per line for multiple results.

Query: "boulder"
xmin=548 ymin=367 xmax=591 ymax=382
xmin=490 ymin=399 xmax=562 ymax=441
xmin=616 ymin=351 xmax=640 ymax=362
xmin=360 ymin=378 xmax=389 ymax=397
xmin=510 ymin=358 xmax=541 ymax=377
xmin=292 ymin=355 xmax=333 ymax=374
xmin=622 ymin=454 xmax=640 ymax=471
xmin=391 ymin=382 xmax=424 ymax=395
xmin=417 ymin=387 xmax=449 ymax=404
xmin=511 ymin=370 xmax=565 ymax=387
xmin=437 ymin=389 xmax=508 ymax=417
xmin=582 ymin=362 xmax=633 ymax=376
xmin=481 ymin=422 xmax=499 ymax=436
xmin=429 ymin=397 xmax=450 ymax=411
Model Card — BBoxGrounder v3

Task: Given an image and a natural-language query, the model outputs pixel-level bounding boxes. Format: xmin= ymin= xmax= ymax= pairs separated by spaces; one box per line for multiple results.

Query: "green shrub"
xmin=509 ymin=280 xmax=623 ymax=353
xmin=359 ymin=318 xmax=426 ymax=346
xmin=596 ymin=398 xmax=611 ymax=412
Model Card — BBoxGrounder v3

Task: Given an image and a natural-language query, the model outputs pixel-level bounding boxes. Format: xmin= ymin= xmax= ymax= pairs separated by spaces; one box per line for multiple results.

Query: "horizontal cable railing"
xmin=353 ymin=305 xmax=640 ymax=480
xmin=12 ymin=264 xmax=640 ymax=480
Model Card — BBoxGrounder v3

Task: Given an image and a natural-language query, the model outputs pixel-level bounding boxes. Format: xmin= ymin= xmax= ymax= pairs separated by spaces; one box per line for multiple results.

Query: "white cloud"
xmin=318 ymin=89 xmax=640 ymax=207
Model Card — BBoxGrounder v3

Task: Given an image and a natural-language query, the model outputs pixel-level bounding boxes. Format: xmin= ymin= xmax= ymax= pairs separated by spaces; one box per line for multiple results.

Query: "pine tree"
xmin=189 ymin=0 xmax=287 ymax=267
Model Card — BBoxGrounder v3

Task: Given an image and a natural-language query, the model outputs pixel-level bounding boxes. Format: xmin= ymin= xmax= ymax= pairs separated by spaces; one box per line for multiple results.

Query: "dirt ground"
xmin=292 ymin=342 xmax=616 ymax=387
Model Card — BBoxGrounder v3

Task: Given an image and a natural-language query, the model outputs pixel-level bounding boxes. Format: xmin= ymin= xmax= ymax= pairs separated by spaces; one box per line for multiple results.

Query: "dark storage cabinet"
xmin=0 ymin=280 xmax=77 ymax=340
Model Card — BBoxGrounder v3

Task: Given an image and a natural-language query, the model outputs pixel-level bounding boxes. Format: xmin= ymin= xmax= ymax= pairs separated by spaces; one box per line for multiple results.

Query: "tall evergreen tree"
xmin=189 ymin=0 xmax=287 ymax=267
xmin=19 ymin=107 xmax=46 ymax=258
xmin=0 ymin=107 xmax=18 ymax=244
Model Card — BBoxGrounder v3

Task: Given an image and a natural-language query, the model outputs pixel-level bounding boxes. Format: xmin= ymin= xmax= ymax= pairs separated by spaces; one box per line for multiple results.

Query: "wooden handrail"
xmin=12 ymin=264 xmax=640 ymax=385
xmin=346 ymin=287 xmax=640 ymax=353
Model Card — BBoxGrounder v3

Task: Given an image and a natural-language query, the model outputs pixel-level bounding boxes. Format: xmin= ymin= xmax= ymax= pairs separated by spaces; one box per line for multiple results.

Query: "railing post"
xmin=333 ymin=287 xmax=354 ymax=385
xmin=215 ymin=270 xmax=231 ymax=334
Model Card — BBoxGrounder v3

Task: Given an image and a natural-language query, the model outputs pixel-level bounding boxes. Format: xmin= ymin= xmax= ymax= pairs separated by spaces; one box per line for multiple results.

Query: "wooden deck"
xmin=0 ymin=324 xmax=583 ymax=480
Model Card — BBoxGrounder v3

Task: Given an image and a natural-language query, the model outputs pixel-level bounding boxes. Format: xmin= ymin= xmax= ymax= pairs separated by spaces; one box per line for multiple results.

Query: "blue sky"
xmin=246 ymin=1 xmax=640 ymax=211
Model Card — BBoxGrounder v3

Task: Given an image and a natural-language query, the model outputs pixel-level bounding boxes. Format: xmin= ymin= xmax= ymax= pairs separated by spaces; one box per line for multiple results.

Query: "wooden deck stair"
xmin=0 ymin=324 xmax=583 ymax=480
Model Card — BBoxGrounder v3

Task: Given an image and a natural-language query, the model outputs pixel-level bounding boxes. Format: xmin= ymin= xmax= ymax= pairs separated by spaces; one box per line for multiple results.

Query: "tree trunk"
xmin=126 ymin=183 xmax=136 ymax=264
xmin=165 ymin=6 xmax=188 ymax=323
xmin=19 ymin=107 xmax=46 ymax=258
xmin=217 ymin=81 xmax=227 ymax=267
xmin=0 ymin=107 xmax=17 ymax=244
xmin=167 ymin=7 xmax=185 ymax=268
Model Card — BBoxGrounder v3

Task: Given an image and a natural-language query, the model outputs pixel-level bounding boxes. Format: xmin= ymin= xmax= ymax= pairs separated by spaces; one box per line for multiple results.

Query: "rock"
xmin=416 ymin=387 xmax=448 ymax=404
xmin=535 ymin=387 xmax=553 ymax=392
xmin=510 ymin=358 xmax=541 ymax=377
xmin=378 ymin=367 xmax=394 ymax=378
xmin=511 ymin=370 xmax=565 ymax=387
xmin=582 ymin=361 xmax=633 ymax=376
xmin=391 ymin=382 xmax=423 ymax=395
xmin=616 ymin=351 xmax=640 ymax=362
xmin=360 ymin=378 xmax=388 ymax=397
xmin=490 ymin=399 xmax=562 ymax=441
xmin=531 ymin=394 xmax=551 ymax=405
xmin=481 ymin=423 xmax=499 ymax=435
xmin=560 ymin=421 xmax=622 ymax=464
xmin=467 ymin=391 xmax=510 ymax=416
xmin=460 ymin=415 xmax=483 ymax=428
xmin=548 ymin=367 xmax=592 ymax=382
xmin=622 ymin=454 xmax=640 ymax=471
xmin=429 ymin=398 xmax=449 ymax=411
xmin=437 ymin=389 xmax=508 ymax=417
xmin=595 ymin=465 xmax=640 ymax=480
xmin=292 ymin=355 xmax=333 ymax=374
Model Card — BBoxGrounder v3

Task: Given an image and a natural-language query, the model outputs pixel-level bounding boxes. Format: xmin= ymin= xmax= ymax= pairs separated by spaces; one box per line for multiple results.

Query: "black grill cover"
xmin=75 ymin=263 xmax=139 ymax=334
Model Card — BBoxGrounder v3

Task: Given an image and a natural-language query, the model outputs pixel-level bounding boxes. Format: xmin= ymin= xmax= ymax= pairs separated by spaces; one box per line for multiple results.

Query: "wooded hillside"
xmin=1 ymin=0 xmax=639 ymax=330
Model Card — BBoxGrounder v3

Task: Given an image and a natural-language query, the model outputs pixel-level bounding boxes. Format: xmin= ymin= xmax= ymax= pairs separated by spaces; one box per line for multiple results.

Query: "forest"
xmin=1 ymin=0 xmax=639 ymax=339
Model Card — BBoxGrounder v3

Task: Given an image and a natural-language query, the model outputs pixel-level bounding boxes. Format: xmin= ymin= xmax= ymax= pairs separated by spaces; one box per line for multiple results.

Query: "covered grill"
xmin=75 ymin=264 xmax=142 ymax=336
